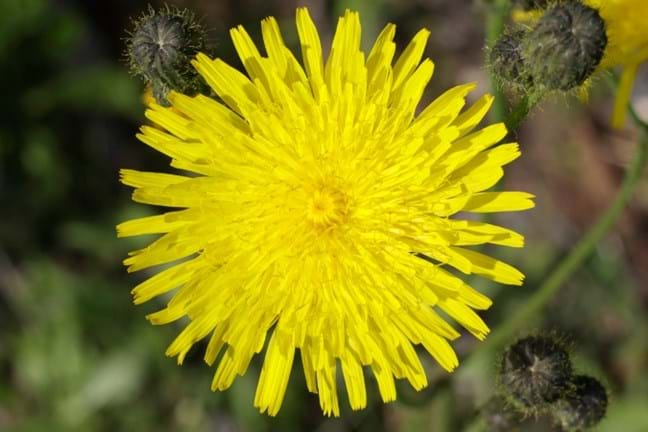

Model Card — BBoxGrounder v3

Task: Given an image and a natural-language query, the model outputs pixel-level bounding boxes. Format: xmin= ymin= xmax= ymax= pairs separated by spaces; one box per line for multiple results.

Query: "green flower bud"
xmin=490 ymin=29 xmax=532 ymax=90
xmin=555 ymin=375 xmax=608 ymax=431
xmin=522 ymin=0 xmax=607 ymax=91
xmin=513 ymin=0 xmax=551 ymax=11
xmin=125 ymin=5 xmax=210 ymax=106
xmin=500 ymin=336 xmax=573 ymax=408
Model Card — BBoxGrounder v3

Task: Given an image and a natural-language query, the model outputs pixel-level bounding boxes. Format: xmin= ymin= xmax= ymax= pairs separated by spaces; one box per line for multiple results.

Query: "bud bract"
xmin=490 ymin=29 xmax=531 ymax=90
xmin=522 ymin=1 xmax=607 ymax=90
xmin=126 ymin=5 xmax=210 ymax=106
xmin=513 ymin=0 xmax=551 ymax=11
xmin=555 ymin=375 xmax=608 ymax=431
xmin=500 ymin=336 xmax=573 ymax=407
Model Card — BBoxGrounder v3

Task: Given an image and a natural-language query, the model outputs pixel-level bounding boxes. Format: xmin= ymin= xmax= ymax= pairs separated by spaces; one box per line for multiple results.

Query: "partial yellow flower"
xmin=585 ymin=0 xmax=648 ymax=127
xmin=118 ymin=8 xmax=534 ymax=416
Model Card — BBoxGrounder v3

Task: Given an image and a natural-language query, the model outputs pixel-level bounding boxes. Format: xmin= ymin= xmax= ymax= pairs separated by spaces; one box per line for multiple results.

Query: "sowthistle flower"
xmin=119 ymin=8 xmax=534 ymax=416
xmin=587 ymin=0 xmax=648 ymax=127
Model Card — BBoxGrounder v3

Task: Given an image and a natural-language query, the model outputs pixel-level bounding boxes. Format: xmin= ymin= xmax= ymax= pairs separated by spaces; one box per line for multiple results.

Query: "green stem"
xmin=505 ymin=93 xmax=541 ymax=134
xmin=468 ymin=111 xmax=648 ymax=364
xmin=486 ymin=0 xmax=511 ymax=123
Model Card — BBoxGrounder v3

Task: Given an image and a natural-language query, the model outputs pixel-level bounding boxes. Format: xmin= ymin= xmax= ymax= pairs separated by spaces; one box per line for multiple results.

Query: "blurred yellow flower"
xmin=118 ymin=8 xmax=533 ymax=416
xmin=586 ymin=0 xmax=648 ymax=127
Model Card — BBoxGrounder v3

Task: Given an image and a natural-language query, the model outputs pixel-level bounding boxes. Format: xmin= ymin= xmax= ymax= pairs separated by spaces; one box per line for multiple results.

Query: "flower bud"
xmin=513 ymin=0 xmax=550 ymax=11
xmin=521 ymin=1 xmax=607 ymax=91
xmin=125 ymin=5 xmax=210 ymax=106
xmin=490 ymin=29 xmax=532 ymax=90
xmin=500 ymin=336 xmax=573 ymax=408
xmin=555 ymin=375 xmax=608 ymax=431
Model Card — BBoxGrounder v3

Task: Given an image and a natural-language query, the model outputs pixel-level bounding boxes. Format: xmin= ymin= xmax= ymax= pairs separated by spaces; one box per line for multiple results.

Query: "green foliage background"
xmin=1 ymin=0 xmax=647 ymax=430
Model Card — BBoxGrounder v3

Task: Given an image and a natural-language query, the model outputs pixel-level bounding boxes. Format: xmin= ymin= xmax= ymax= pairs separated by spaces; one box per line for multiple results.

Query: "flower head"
xmin=118 ymin=8 xmax=534 ymax=416
xmin=588 ymin=0 xmax=648 ymax=68
xmin=585 ymin=0 xmax=648 ymax=127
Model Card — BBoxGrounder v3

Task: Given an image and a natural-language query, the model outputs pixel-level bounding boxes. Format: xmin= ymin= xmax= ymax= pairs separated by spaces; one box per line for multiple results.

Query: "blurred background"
xmin=1 ymin=0 xmax=647 ymax=430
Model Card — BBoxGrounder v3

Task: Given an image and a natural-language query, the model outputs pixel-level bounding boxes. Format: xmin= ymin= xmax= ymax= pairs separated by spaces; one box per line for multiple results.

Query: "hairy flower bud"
xmin=125 ymin=5 xmax=210 ymax=106
xmin=513 ymin=0 xmax=551 ymax=11
xmin=490 ymin=29 xmax=532 ymax=90
xmin=555 ymin=375 xmax=608 ymax=431
xmin=522 ymin=1 xmax=607 ymax=90
xmin=500 ymin=336 xmax=573 ymax=407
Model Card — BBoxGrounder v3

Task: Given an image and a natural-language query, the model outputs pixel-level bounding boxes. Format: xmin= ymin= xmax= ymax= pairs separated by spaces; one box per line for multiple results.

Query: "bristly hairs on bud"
xmin=499 ymin=335 xmax=574 ymax=412
xmin=554 ymin=375 xmax=608 ymax=431
xmin=488 ymin=27 xmax=533 ymax=93
xmin=513 ymin=0 xmax=551 ymax=11
xmin=124 ymin=4 xmax=211 ymax=106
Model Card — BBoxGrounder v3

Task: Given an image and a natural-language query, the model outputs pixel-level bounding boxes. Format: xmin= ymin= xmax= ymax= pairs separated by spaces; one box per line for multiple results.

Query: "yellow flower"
xmin=118 ymin=8 xmax=534 ymax=416
xmin=585 ymin=0 xmax=648 ymax=127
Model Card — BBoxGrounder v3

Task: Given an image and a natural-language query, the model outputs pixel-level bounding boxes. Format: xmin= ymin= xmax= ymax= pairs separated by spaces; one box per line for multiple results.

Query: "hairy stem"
xmin=505 ymin=93 xmax=542 ymax=135
xmin=486 ymin=0 xmax=511 ymax=124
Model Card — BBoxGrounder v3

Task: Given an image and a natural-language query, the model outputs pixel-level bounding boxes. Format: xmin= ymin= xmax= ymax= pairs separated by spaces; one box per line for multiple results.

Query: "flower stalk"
xmin=486 ymin=0 xmax=512 ymax=123
xmin=504 ymin=93 xmax=541 ymax=135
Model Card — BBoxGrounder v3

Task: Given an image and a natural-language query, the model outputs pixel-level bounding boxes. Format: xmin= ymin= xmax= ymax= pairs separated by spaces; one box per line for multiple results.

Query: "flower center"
xmin=306 ymin=186 xmax=348 ymax=229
